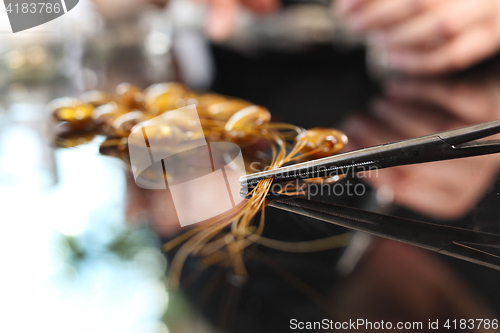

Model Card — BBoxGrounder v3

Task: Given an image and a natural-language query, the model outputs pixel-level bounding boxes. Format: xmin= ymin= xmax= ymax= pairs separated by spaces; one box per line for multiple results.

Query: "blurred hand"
xmin=343 ymin=78 xmax=500 ymax=219
xmin=336 ymin=0 xmax=500 ymax=75
xmin=198 ymin=0 xmax=280 ymax=41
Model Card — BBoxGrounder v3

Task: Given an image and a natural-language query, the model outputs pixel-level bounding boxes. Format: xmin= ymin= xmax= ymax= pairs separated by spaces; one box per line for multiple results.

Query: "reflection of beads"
xmin=54 ymin=131 xmax=97 ymax=148
xmin=297 ymin=128 xmax=348 ymax=158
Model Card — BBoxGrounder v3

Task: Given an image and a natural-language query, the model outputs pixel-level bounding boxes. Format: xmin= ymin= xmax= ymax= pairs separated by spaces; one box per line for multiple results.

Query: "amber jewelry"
xmin=48 ymin=82 xmax=351 ymax=287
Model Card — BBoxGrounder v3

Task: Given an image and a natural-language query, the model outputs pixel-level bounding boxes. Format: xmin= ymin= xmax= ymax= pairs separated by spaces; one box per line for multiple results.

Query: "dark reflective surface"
xmin=198 ymin=46 xmax=500 ymax=331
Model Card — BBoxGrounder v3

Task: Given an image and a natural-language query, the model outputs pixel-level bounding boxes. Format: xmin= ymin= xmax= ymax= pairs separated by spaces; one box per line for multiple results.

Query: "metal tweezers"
xmin=239 ymin=120 xmax=500 ymax=271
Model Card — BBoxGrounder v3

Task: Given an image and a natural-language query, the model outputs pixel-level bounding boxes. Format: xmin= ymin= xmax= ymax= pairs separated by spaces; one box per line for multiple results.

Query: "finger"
xmin=205 ymin=0 xmax=240 ymax=41
xmin=387 ymin=20 xmax=500 ymax=75
xmin=371 ymin=98 xmax=463 ymax=137
xmin=385 ymin=80 xmax=499 ymax=123
xmin=381 ymin=0 xmax=497 ymax=47
xmin=344 ymin=0 xmax=437 ymax=32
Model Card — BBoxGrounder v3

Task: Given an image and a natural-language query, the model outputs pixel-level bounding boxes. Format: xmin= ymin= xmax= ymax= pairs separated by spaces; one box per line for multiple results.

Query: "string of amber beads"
xmin=49 ymin=82 xmax=348 ymax=181
xmin=48 ymin=84 xmax=354 ymax=290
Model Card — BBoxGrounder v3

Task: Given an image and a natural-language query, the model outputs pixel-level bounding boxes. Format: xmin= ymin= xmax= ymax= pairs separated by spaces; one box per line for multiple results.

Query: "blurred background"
xmin=1 ymin=0 xmax=500 ymax=332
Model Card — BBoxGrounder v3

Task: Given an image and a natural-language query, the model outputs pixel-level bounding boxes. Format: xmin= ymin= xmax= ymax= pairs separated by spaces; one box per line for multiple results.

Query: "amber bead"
xmin=144 ymin=82 xmax=189 ymax=114
xmin=49 ymin=98 xmax=94 ymax=130
xmin=187 ymin=93 xmax=227 ymax=117
xmin=161 ymin=109 xmax=203 ymax=134
xmin=297 ymin=128 xmax=348 ymax=158
xmin=116 ymin=83 xmax=145 ymax=110
xmin=207 ymin=99 xmax=252 ymax=121
xmin=91 ymin=102 xmax=130 ymax=132
xmin=80 ymin=90 xmax=118 ymax=107
xmin=133 ymin=121 xmax=183 ymax=147
xmin=112 ymin=111 xmax=153 ymax=137
xmin=48 ymin=97 xmax=83 ymax=112
xmin=225 ymin=106 xmax=271 ymax=133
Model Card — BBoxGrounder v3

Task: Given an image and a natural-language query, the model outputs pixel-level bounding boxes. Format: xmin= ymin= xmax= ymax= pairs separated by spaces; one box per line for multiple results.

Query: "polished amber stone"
xmin=297 ymin=128 xmax=348 ymax=158
xmin=116 ymin=83 xmax=145 ymax=110
xmin=91 ymin=102 xmax=130 ymax=132
xmin=207 ymin=99 xmax=252 ymax=121
xmin=80 ymin=90 xmax=118 ymax=107
xmin=187 ymin=93 xmax=228 ymax=117
xmin=144 ymin=82 xmax=189 ymax=115
xmin=112 ymin=111 xmax=153 ymax=137
xmin=225 ymin=105 xmax=271 ymax=133
xmin=50 ymin=98 xmax=94 ymax=130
